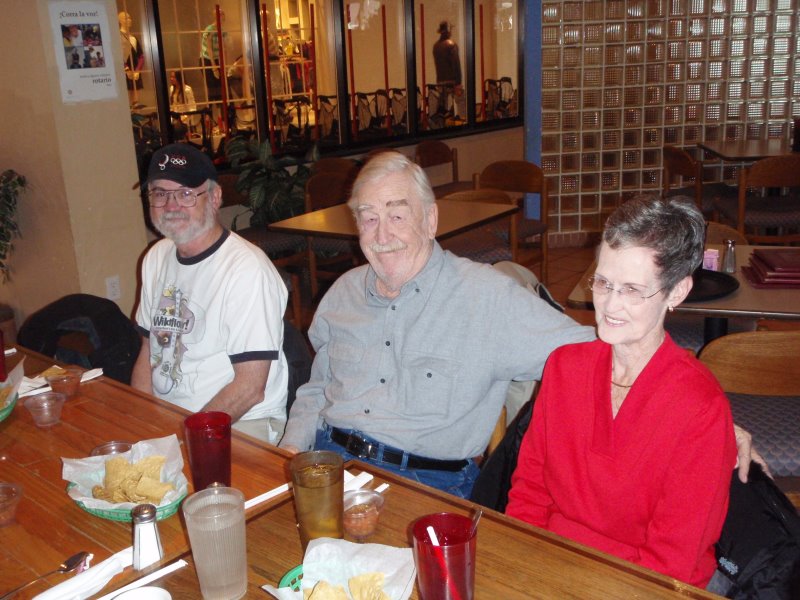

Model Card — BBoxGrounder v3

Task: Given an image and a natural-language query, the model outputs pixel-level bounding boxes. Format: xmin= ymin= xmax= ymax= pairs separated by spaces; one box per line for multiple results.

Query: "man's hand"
xmin=734 ymin=423 xmax=772 ymax=483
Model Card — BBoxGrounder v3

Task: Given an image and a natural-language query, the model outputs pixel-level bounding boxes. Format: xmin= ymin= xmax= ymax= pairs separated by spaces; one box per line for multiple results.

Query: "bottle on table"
xmin=722 ymin=239 xmax=737 ymax=274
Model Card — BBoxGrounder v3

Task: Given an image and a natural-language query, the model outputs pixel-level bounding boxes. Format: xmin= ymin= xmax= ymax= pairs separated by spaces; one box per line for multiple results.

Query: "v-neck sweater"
xmin=507 ymin=336 xmax=736 ymax=588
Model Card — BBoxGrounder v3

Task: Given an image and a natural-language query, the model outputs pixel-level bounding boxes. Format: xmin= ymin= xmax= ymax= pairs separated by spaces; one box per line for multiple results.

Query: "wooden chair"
xmin=662 ymin=146 xmax=736 ymax=215
xmin=414 ymin=140 xmax=473 ymax=198
xmin=438 ymin=189 xmax=516 ymax=264
xmin=705 ymin=221 xmax=747 ymax=245
xmin=217 ymin=172 xmax=305 ymax=328
xmin=311 ymin=157 xmax=360 ymax=179
xmin=713 ymin=154 xmax=800 ymax=244
xmin=474 ymin=160 xmax=550 ymax=283
xmin=699 ymin=330 xmax=800 ymax=507
xmin=305 ymin=171 xmax=360 ymax=298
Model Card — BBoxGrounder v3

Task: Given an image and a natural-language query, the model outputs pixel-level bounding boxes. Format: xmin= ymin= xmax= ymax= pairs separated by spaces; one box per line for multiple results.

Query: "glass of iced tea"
xmin=289 ymin=450 xmax=344 ymax=549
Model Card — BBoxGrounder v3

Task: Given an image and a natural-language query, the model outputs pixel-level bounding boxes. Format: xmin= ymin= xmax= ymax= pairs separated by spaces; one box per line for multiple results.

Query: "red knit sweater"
xmin=506 ymin=336 xmax=736 ymax=588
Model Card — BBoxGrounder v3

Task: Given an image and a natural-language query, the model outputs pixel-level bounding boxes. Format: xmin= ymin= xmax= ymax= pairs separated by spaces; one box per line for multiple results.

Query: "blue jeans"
xmin=314 ymin=427 xmax=480 ymax=499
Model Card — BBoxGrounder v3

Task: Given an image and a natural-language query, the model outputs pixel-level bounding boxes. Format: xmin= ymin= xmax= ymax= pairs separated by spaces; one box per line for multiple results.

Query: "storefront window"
xmin=120 ymin=0 xmax=522 ymax=158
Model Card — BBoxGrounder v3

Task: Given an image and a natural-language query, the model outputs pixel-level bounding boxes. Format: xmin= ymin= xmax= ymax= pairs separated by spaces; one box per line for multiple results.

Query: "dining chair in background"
xmin=705 ymin=221 xmax=748 ymax=245
xmin=713 ymin=154 xmax=800 ymax=245
xmin=413 ymin=140 xmax=473 ymax=198
xmin=304 ymin=170 xmax=361 ymax=299
xmin=662 ymin=145 xmax=736 ymax=215
xmin=474 ymin=160 xmax=550 ymax=283
xmin=438 ymin=189 xmax=516 ymax=264
xmin=698 ymin=330 xmax=800 ymax=508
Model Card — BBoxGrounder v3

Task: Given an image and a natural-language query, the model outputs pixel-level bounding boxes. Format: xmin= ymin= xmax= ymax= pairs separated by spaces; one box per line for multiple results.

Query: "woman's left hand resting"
xmin=734 ymin=424 xmax=771 ymax=483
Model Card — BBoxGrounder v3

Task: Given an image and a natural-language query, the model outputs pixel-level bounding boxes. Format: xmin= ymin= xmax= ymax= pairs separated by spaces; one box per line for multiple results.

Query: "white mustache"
xmin=368 ymin=240 xmax=407 ymax=253
xmin=161 ymin=211 xmax=190 ymax=220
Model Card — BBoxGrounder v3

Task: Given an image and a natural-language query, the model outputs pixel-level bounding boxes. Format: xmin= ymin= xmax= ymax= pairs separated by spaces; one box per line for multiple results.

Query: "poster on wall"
xmin=49 ymin=1 xmax=119 ymax=103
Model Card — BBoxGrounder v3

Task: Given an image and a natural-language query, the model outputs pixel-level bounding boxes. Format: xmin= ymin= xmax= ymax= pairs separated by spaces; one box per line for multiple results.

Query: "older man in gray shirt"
xmin=280 ymin=151 xmax=595 ymax=497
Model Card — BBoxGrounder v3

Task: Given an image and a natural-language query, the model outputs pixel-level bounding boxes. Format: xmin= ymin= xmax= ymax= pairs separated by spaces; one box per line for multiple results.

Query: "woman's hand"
xmin=734 ymin=424 xmax=772 ymax=483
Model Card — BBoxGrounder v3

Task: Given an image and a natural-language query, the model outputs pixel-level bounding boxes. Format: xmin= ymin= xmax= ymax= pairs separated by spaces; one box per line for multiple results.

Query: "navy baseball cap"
xmin=147 ymin=143 xmax=217 ymax=188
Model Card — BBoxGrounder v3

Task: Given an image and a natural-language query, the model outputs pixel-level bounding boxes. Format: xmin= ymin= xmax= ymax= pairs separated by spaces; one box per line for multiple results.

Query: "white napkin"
xmin=263 ymin=538 xmax=415 ymax=600
xmin=20 ymin=367 xmax=103 ymax=398
xmin=0 ymin=359 xmax=25 ymax=408
xmin=33 ymin=548 xmax=133 ymax=600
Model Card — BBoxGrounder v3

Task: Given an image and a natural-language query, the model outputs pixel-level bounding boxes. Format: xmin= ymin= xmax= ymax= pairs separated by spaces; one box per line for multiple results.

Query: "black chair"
xmin=18 ymin=294 xmax=141 ymax=384
xmin=282 ymin=317 xmax=312 ymax=419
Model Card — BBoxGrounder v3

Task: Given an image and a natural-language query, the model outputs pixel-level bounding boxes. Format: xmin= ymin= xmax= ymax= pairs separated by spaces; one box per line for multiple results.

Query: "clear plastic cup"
xmin=45 ymin=368 xmax=82 ymax=399
xmin=90 ymin=441 xmax=133 ymax=456
xmin=183 ymin=486 xmax=247 ymax=600
xmin=24 ymin=392 xmax=66 ymax=427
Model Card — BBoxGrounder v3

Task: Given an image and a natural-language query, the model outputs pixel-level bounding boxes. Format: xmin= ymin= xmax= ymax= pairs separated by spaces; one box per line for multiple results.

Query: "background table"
xmin=697 ymin=139 xmax=793 ymax=162
xmin=269 ymin=199 xmax=518 ymax=241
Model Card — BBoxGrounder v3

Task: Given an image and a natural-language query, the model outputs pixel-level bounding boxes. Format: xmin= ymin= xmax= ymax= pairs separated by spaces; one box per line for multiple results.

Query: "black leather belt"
xmin=329 ymin=427 xmax=468 ymax=472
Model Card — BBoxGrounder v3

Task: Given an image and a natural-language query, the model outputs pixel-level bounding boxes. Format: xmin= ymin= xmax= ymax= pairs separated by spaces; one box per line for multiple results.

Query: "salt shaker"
xmin=722 ymin=239 xmax=736 ymax=274
xmin=132 ymin=503 xmax=163 ymax=570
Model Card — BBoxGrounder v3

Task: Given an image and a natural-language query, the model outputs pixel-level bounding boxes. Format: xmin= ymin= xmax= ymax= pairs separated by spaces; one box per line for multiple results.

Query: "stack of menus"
xmin=742 ymin=248 xmax=800 ymax=288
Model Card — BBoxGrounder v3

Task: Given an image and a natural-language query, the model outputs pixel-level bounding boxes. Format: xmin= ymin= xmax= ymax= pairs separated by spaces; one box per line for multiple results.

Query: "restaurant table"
xmin=697 ymin=139 xmax=793 ymax=162
xmin=0 ymin=348 xmax=717 ymax=599
xmin=268 ymin=199 xmax=518 ymax=241
xmin=567 ymin=244 xmax=800 ymax=343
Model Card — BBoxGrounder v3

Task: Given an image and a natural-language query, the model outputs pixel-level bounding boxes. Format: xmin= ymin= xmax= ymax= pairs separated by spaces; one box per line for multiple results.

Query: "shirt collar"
xmin=365 ymin=242 xmax=444 ymax=306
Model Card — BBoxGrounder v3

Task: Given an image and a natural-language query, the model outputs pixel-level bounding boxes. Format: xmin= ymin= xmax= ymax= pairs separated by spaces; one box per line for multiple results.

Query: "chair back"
xmin=736 ymin=154 xmax=800 ymax=242
xmin=312 ymin=157 xmax=360 ymax=178
xmin=415 ymin=140 xmax=458 ymax=182
xmin=217 ymin=172 xmax=248 ymax=208
xmin=442 ymin=189 xmax=513 ymax=206
xmin=662 ymin=145 xmax=703 ymax=209
xmin=305 ymin=170 xmax=355 ymax=211
xmin=476 ymin=160 xmax=546 ymax=195
xmin=705 ymin=221 xmax=748 ymax=245
xmin=698 ymin=330 xmax=800 ymax=396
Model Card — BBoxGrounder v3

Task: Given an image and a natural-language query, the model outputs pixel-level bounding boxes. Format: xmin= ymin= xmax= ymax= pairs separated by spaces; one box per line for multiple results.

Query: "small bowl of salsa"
xmin=343 ymin=489 xmax=384 ymax=542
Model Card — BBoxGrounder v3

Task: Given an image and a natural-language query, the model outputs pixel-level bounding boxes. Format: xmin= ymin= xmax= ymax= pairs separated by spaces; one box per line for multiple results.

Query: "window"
xmin=120 ymin=0 xmax=524 ymax=159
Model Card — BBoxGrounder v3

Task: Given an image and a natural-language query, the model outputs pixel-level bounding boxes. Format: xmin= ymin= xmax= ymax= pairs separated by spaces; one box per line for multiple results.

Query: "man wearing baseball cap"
xmin=131 ymin=143 xmax=289 ymax=443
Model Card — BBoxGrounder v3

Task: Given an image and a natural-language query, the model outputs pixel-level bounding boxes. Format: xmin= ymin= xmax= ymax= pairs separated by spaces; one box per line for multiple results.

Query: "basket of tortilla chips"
xmin=62 ymin=434 xmax=188 ymax=522
xmin=0 ymin=391 xmax=17 ymax=423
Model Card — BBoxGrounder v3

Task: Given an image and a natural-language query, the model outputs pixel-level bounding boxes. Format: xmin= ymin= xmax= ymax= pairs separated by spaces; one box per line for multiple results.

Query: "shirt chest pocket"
xmin=327 ymin=339 xmax=366 ymax=384
xmin=399 ymin=352 xmax=461 ymax=418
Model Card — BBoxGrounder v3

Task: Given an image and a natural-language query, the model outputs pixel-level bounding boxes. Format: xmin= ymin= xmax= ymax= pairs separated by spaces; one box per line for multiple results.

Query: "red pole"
xmin=347 ymin=5 xmax=358 ymax=138
xmin=214 ymin=5 xmax=229 ymax=135
xmin=419 ymin=4 xmax=427 ymax=128
xmin=479 ymin=4 xmax=486 ymax=120
xmin=261 ymin=4 xmax=276 ymax=153
xmin=381 ymin=6 xmax=391 ymax=133
xmin=309 ymin=4 xmax=319 ymax=141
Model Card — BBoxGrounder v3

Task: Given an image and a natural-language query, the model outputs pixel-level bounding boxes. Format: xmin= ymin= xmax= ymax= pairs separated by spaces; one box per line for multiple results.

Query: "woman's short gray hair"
xmin=603 ymin=194 xmax=705 ymax=290
xmin=348 ymin=150 xmax=435 ymax=210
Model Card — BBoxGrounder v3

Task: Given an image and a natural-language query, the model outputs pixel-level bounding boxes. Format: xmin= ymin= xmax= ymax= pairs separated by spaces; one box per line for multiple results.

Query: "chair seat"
xmin=728 ymin=393 xmax=800 ymax=477
xmin=714 ymin=194 xmax=800 ymax=229
xmin=667 ymin=183 xmax=737 ymax=212
xmin=432 ymin=180 xmax=474 ymax=199
xmin=441 ymin=228 xmax=513 ymax=264
xmin=236 ymin=227 xmax=307 ymax=257
xmin=490 ymin=217 xmax=547 ymax=244
xmin=310 ymin=237 xmax=357 ymax=256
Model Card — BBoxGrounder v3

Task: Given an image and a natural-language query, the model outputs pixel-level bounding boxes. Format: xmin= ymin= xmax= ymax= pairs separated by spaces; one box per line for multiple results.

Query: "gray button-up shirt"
xmin=282 ymin=244 xmax=596 ymax=459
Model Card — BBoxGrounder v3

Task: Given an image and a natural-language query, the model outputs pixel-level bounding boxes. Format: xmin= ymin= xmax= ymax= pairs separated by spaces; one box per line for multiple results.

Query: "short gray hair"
xmin=603 ymin=194 xmax=705 ymax=291
xmin=348 ymin=151 xmax=435 ymax=211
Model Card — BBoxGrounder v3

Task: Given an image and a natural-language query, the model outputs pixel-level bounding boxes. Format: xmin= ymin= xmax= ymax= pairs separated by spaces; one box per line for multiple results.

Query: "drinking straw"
xmin=425 ymin=524 xmax=462 ymax=600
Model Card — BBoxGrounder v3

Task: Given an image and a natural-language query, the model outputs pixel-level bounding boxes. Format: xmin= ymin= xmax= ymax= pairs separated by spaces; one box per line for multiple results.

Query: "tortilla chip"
xmin=349 ymin=572 xmax=389 ymax=600
xmin=91 ymin=454 xmax=172 ymax=505
xmin=135 ymin=476 xmax=174 ymax=505
xmin=39 ymin=366 xmax=67 ymax=378
xmin=137 ymin=456 xmax=165 ymax=480
xmin=305 ymin=581 xmax=349 ymax=600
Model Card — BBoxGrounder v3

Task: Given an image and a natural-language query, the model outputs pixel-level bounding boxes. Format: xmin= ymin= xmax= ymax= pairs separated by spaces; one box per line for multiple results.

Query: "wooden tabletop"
xmin=146 ymin=463 xmax=716 ymax=599
xmin=568 ymin=245 xmax=800 ymax=321
xmin=1 ymin=348 xmax=715 ymax=599
xmin=268 ymin=199 xmax=518 ymax=240
xmin=697 ymin=139 xmax=794 ymax=162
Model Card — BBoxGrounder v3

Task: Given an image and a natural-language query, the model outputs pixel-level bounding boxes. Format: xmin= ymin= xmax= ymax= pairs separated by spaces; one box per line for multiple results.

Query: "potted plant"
xmin=0 ymin=169 xmax=26 ymax=281
xmin=225 ymin=136 xmax=317 ymax=229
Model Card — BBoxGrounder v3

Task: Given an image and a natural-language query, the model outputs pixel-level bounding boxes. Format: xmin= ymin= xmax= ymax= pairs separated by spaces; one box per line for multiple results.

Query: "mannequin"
xmin=119 ymin=11 xmax=143 ymax=93
xmin=432 ymin=21 xmax=464 ymax=119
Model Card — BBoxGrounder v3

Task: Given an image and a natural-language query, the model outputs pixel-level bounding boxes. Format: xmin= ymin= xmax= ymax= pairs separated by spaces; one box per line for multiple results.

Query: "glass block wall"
xmin=540 ymin=0 xmax=799 ymax=234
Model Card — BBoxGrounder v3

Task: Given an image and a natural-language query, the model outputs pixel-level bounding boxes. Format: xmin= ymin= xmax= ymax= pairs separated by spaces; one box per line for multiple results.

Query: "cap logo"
xmin=158 ymin=153 xmax=189 ymax=171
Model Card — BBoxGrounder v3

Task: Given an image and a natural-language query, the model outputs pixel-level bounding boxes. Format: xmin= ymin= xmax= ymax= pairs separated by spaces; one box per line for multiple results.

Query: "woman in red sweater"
xmin=506 ymin=195 xmax=737 ymax=588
